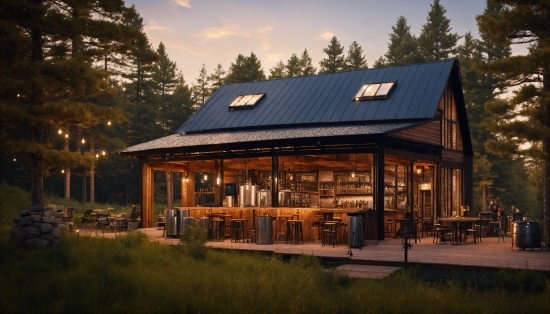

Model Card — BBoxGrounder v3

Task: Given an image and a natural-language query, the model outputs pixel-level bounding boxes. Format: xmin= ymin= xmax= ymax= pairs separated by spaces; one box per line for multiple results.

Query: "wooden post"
xmin=376 ymin=144 xmax=385 ymax=240
xmin=142 ymin=163 xmax=154 ymax=228
xmin=166 ymin=171 xmax=173 ymax=210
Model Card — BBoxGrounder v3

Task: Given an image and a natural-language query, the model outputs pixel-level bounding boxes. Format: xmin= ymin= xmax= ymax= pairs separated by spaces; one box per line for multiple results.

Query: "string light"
xmin=58 ymin=129 xmax=63 ymax=135
xmin=107 ymin=120 xmax=111 ymax=126
xmin=81 ymin=138 xmax=85 ymax=144
xmin=65 ymin=134 xmax=69 ymax=138
xmin=61 ymin=169 xmax=65 ymax=174
xmin=101 ymin=150 xmax=106 ymax=156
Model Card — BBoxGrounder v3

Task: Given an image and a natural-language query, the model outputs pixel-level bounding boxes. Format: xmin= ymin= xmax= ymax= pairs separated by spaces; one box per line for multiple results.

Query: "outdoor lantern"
xmin=61 ymin=169 xmax=65 ymax=174
xmin=204 ymin=173 xmax=208 ymax=181
xmin=65 ymin=134 xmax=68 ymax=138
xmin=102 ymin=150 xmax=106 ymax=156
xmin=81 ymin=138 xmax=85 ymax=144
xmin=216 ymin=175 xmax=221 ymax=186
xmin=58 ymin=129 xmax=62 ymax=135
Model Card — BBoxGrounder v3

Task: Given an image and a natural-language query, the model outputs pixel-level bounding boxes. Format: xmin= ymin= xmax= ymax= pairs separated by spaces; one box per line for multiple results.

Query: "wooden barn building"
xmin=120 ymin=58 xmax=473 ymax=242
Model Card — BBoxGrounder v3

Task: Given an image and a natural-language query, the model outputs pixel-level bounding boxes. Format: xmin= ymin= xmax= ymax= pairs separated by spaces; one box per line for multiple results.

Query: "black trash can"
xmin=512 ymin=221 xmax=541 ymax=250
xmin=348 ymin=212 xmax=364 ymax=248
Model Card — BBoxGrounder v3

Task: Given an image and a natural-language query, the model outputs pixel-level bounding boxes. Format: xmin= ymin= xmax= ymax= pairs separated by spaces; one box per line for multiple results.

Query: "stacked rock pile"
xmin=10 ymin=206 xmax=73 ymax=249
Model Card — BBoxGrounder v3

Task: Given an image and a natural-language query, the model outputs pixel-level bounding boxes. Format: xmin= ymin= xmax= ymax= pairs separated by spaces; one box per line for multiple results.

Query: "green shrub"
xmin=0 ymin=183 xmax=31 ymax=225
xmin=179 ymin=222 xmax=209 ymax=260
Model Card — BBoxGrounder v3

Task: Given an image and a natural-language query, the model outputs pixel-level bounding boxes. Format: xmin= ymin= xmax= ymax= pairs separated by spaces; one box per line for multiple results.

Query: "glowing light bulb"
xmin=102 ymin=150 xmax=106 ymax=156
xmin=65 ymin=134 xmax=69 ymax=138
xmin=58 ymin=129 xmax=62 ymax=135
xmin=81 ymin=138 xmax=85 ymax=144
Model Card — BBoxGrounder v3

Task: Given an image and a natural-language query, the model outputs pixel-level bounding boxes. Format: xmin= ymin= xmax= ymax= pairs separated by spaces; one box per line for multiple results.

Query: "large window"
xmin=441 ymin=168 xmax=462 ymax=217
xmin=440 ymin=84 xmax=461 ymax=150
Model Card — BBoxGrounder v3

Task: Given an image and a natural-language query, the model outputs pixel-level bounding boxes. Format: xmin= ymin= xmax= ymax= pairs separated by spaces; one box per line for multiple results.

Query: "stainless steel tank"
xmin=165 ymin=216 xmax=178 ymax=237
xmin=179 ymin=217 xmax=195 ymax=235
xmin=239 ymin=184 xmax=258 ymax=207
xmin=166 ymin=209 xmax=177 ymax=218
xmin=256 ymin=215 xmax=273 ymax=245
xmin=278 ymin=190 xmax=291 ymax=207
xmin=225 ymin=195 xmax=234 ymax=207
xmin=257 ymin=189 xmax=271 ymax=207
xmin=176 ymin=209 xmax=190 ymax=234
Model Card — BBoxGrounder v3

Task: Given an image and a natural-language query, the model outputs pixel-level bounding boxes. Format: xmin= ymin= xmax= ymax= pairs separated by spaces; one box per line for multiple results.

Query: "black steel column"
xmin=376 ymin=145 xmax=385 ymax=240
xmin=271 ymin=154 xmax=278 ymax=207
xmin=220 ymin=159 xmax=224 ymax=206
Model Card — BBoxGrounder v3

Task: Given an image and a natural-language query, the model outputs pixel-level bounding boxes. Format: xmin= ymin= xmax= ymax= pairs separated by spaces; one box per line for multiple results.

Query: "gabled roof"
xmin=178 ymin=59 xmax=459 ymax=134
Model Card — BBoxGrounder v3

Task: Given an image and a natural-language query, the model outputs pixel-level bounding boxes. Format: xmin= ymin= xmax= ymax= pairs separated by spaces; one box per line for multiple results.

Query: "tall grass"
xmin=0 ymin=232 xmax=548 ymax=313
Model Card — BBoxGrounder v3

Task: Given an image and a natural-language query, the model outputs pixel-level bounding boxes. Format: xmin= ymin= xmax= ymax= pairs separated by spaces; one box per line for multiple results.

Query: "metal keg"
xmin=278 ymin=190 xmax=291 ymax=207
xmin=512 ymin=221 xmax=542 ymax=250
xmin=256 ymin=215 xmax=273 ymax=245
xmin=257 ymin=189 xmax=271 ymax=207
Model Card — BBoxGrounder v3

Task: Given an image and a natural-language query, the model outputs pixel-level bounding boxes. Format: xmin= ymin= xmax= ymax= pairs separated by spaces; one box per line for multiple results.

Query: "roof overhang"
xmin=120 ymin=122 xmax=424 ymax=159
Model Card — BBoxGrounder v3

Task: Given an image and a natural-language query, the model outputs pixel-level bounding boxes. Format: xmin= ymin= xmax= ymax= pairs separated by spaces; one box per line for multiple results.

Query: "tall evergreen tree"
xmin=476 ymin=0 xmax=550 ymax=242
xmin=164 ymin=73 xmax=193 ymax=132
xmin=417 ymin=0 xmax=460 ymax=61
xmin=300 ymin=49 xmax=316 ymax=76
xmin=0 ymin=0 xmax=140 ymax=206
xmin=207 ymin=63 xmax=226 ymax=95
xmin=226 ymin=52 xmax=266 ymax=83
xmin=344 ymin=41 xmax=368 ymax=70
xmin=379 ymin=16 xmax=422 ymax=66
xmin=153 ymin=42 xmax=178 ymax=132
xmin=319 ymin=36 xmax=345 ymax=74
xmin=286 ymin=54 xmax=302 ymax=77
xmin=191 ymin=64 xmax=210 ymax=109
xmin=269 ymin=60 xmax=286 ymax=79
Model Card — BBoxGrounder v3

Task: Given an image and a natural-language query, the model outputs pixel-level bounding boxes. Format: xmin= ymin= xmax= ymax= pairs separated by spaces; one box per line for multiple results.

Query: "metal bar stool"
xmin=286 ymin=220 xmax=304 ymax=244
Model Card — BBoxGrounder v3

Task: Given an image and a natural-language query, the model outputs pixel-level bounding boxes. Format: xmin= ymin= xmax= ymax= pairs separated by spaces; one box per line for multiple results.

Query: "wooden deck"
xmin=115 ymin=228 xmax=550 ymax=272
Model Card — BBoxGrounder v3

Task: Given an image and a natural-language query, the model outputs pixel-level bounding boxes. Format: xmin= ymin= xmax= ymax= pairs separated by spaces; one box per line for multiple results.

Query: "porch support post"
xmin=219 ymin=159 xmax=224 ymax=205
xmin=376 ymin=145 xmax=385 ymax=240
xmin=272 ymin=154 xmax=279 ymax=206
xmin=463 ymin=153 xmax=473 ymax=209
xmin=142 ymin=163 xmax=154 ymax=228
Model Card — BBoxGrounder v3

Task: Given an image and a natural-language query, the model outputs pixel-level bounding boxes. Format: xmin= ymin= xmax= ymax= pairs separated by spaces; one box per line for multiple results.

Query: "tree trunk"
xmin=64 ymin=135 xmax=70 ymax=199
xmin=30 ymin=4 xmax=44 ymax=208
xmin=90 ymin=136 xmax=95 ymax=203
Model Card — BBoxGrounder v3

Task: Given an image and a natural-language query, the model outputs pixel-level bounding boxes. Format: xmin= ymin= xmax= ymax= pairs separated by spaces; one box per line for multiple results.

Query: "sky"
xmin=129 ymin=0 xmax=489 ymax=83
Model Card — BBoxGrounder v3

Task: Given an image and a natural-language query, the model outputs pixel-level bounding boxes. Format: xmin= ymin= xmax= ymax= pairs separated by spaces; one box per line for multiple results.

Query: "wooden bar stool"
xmin=322 ymin=222 xmax=338 ymax=247
xmin=230 ymin=219 xmax=245 ymax=242
xmin=286 ymin=220 xmax=303 ymax=244
xmin=209 ymin=219 xmax=224 ymax=241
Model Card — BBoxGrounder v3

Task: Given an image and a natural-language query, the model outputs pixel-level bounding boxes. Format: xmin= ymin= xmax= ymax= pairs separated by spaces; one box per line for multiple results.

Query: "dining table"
xmin=439 ymin=217 xmax=479 ymax=245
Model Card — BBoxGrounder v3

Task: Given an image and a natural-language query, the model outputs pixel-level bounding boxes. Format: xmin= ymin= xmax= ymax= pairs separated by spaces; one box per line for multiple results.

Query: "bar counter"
xmin=176 ymin=207 xmax=384 ymax=243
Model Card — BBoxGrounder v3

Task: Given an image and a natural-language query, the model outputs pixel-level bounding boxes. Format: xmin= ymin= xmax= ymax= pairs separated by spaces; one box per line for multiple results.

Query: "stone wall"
xmin=9 ymin=206 xmax=73 ymax=249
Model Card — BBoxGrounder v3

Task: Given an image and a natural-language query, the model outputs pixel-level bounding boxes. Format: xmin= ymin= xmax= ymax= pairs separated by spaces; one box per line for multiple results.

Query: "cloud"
xmin=195 ymin=21 xmax=244 ymax=41
xmin=146 ymin=20 xmax=167 ymax=31
xmin=172 ymin=0 xmax=191 ymax=9
xmin=317 ymin=31 xmax=335 ymax=41
xmin=257 ymin=25 xmax=273 ymax=34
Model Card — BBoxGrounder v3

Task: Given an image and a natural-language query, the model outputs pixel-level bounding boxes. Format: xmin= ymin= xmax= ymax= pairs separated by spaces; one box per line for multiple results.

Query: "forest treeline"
xmin=0 ymin=0 xmax=547 ymax=231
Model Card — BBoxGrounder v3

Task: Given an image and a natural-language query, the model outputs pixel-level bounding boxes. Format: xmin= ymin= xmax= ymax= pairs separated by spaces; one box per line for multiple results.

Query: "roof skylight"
xmin=229 ymin=93 xmax=265 ymax=109
xmin=354 ymin=82 xmax=395 ymax=101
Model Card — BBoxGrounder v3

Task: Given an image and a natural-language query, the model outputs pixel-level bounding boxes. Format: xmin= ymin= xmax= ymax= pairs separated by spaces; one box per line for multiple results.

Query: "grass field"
xmin=1 ymin=184 xmax=549 ymax=313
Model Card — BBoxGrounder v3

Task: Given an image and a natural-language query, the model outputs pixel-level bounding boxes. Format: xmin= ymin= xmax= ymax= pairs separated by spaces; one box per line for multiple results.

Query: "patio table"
xmin=439 ymin=217 xmax=479 ymax=245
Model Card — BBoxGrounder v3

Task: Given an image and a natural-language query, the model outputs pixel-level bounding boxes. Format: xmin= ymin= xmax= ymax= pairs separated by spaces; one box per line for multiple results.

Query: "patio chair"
xmin=80 ymin=209 xmax=94 ymax=229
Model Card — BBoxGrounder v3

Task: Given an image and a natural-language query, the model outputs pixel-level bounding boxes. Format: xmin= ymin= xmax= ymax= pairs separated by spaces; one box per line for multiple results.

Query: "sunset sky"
xmin=130 ymin=0 xmax=489 ymax=82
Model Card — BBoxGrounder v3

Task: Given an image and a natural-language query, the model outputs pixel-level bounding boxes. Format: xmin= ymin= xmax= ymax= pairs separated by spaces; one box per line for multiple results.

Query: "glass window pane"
xmin=363 ymin=84 xmax=380 ymax=97
xmin=236 ymin=94 xmax=254 ymax=106
xmin=229 ymin=96 xmax=243 ymax=107
xmin=376 ymin=82 xmax=394 ymax=96
xmin=354 ymin=84 xmax=369 ymax=99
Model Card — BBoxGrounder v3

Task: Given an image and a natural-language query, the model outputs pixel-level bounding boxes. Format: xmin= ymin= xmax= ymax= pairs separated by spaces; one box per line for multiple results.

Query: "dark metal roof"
xmin=178 ymin=59 xmax=458 ymax=134
xmin=121 ymin=122 xmax=420 ymax=155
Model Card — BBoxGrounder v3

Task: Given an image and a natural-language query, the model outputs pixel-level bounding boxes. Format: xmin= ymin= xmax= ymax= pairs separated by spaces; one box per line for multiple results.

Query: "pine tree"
xmin=0 ymin=0 xmax=140 ymax=206
xmin=153 ymin=42 xmax=178 ymax=132
xmin=344 ymin=41 xmax=368 ymax=70
xmin=300 ymin=49 xmax=316 ymax=76
xmin=165 ymin=73 xmax=193 ymax=132
xmin=417 ymin=0 xmax=460 ymax=61
xmin=319 ymin=36 xmax=345 ymax=74
xmin=382 ymin=16 xmax=422 ymax=66
xmin=476 ymin=0 xmax=550 ymax=242
xmin=269 ymin=60 xmax=286 ymax=79
xmin=207 ymin=63 xmax=226 ymax=95
xmin=226 ymin=52 xmax=266 ymax=83
xmin=191 ymin=64 xmax=210 ymax=109
xmin=285 ymin=54 xmax=302 ymax=77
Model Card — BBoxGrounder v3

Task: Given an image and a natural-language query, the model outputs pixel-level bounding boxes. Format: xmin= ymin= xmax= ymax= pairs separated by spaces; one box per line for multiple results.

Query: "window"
xmin=229 ymin=93 xmax=265 ymax=109
xmin=354 ymin=82 xmax=395 ymax=101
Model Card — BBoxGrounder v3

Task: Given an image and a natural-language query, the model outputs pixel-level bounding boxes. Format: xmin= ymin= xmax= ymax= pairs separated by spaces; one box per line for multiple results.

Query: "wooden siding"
xmin=442 ymin=150 xmax=464 ymax=164
xmin=390 ymin=120 xmax=441 ymax=146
